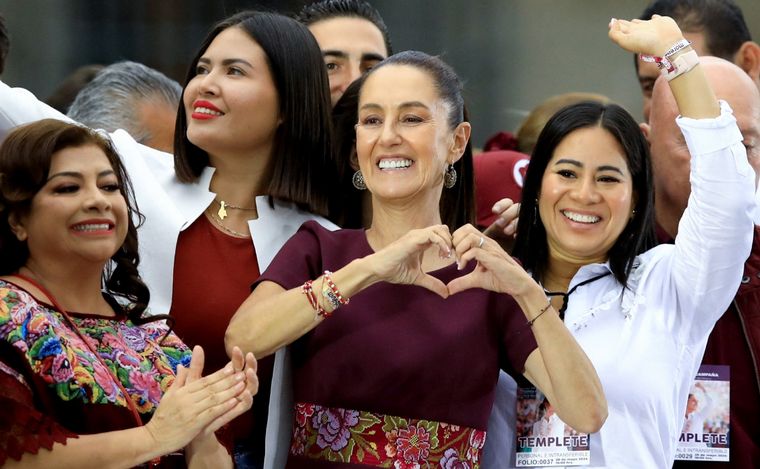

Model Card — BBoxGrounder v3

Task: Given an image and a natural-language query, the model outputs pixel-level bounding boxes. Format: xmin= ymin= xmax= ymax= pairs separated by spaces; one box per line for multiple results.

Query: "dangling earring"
xmin=533 ymin=198 xmax=539 ymax=226
xmin=352 ymin=170 xmax=367 ymax=190
xmin=444 ymin=165 xmax=457 ymax=189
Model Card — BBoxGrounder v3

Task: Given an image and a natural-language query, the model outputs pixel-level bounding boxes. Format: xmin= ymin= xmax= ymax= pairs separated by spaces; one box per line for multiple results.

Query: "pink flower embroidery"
xmin=385 ymin=429 xmax=399 ymax=458
xmin=466 ymin=430 xmax=486 ymax=463
xmin=295 ymin=403 xmax=316 ymax=427
xmin=394 ymin=460 xmax=420 ymax=469
xmin=312 ymin=407 xmax=360 ymax=451
xmin=395 ymin=425 xmax=431 ymax=463
xmin=129 ymin=369 xmax=162 ymax=404
xmin=440 ymin=448 xmax=471 ymax=469
xmin=93 ymin=362 xmax=119 ymax=400
xmin=290 ymin=427 xmax=308 ymax=456
xmin=51 ymin=353 xmax=73 ymax=382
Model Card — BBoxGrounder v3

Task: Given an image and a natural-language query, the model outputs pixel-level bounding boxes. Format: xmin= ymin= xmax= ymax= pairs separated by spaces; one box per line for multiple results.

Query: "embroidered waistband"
xmin=290 ymin=402 xmax=486 ymax=467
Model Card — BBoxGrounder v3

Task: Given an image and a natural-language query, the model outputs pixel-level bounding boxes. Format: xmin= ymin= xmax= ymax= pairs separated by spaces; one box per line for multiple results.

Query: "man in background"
xmin=67 ymin=60 xmax=181 ymax=153
xmin=643 ymin=57 xmax=760 ymax=468
xmin=636 ymin=0 xmax=760 ymax=122
xmin=297 ymin=0 xmax=391 ymax=106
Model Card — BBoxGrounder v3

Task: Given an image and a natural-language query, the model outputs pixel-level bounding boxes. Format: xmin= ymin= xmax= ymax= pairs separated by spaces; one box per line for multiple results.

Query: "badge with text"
xmin=515 ymin=386 xmax=590 ymax=467
xmin=674 ymin=365 xmax=730 ymax=462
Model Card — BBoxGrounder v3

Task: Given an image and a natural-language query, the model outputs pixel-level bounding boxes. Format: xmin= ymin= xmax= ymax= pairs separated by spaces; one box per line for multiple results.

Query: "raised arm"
xmin=225 ymin=224 xmax=453 ymax=359
xmin=608 ymin=15 xmax=719 ymax=119
xmin=612 ymin=15 xmax=755 ymax=338
xmin=448 ymin=225 xmax=607 ymax=434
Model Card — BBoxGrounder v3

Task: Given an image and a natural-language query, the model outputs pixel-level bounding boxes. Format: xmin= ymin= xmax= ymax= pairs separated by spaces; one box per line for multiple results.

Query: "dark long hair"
xmin=358 ymin=50 xmax=476 ymax=231
xmin=173 ymin=10 xmax=334 ymax=215
xmin=0 ymin=119 xmax=152 ymax=321
xmin=512 ymin=102 xmax=656 ymax=287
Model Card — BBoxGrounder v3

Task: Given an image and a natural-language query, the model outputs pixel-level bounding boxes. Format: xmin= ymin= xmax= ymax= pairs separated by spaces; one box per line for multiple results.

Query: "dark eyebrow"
xmin=323 ymin=50 xmax=348 ymax=59
xmin=361 ymin=52 xmax=385 ymax=62
xmin=554 ymin=159 xmax=624 ymax=175
xmin=47 ymin=169 xmax=116 ymax=181
xmin=359 ymin=101 xmax=430 ymax=112
xmin=197 ymin=57 xmax=253 ymax=68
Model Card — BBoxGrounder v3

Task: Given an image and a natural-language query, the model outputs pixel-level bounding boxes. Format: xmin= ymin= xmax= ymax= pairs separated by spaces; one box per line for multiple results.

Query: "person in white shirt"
xmin=478 ymin=14 xmax=755 ymax=469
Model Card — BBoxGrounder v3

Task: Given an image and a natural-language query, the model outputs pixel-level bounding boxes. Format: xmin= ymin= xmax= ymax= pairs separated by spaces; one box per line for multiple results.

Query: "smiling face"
xmin=356 ymin=64 xmax=468 ymax=209
xmin=539 ymin=126 xmax=635 ymax=265
xmin=308 ymin=16 xmax=388 ymax=106
xmin=183 ymin=26 xmax=280 ymax=159
xmin=13 ymin=144 xmax=128 ymax=268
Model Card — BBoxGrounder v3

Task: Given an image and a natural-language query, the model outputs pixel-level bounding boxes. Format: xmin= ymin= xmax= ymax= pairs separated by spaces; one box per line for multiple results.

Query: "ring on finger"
xmin=478 ymin=236 xmax=484 ymax=248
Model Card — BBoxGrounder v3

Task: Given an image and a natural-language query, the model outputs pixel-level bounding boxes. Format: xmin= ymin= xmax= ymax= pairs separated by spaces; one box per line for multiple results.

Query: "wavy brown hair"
xmin=0 ymin=119 xmax=153 ymax=321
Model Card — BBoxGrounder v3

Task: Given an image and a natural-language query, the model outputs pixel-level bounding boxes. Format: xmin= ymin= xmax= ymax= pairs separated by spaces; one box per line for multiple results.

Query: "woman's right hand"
xmin=365 ymin=224 xmax=452 ymax=298
xmin=608 ymin=15 xmax=684 ymax=57
xmin=143 ymin=346 xmax=252 ymax=455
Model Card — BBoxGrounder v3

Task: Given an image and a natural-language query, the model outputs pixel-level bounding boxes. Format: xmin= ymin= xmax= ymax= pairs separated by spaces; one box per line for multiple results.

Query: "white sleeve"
xmin=0 ymin=80 xmax=75 ymax=140
xmin=669 ymin=100 xmax=756 ymax=344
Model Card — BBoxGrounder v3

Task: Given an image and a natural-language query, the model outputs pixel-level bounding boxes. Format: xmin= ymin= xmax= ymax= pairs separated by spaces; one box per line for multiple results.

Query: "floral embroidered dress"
xmin=257 ymin=221 xmax=538 ymax=469
xmin=0 ymin=279 xmax=192 ymax=466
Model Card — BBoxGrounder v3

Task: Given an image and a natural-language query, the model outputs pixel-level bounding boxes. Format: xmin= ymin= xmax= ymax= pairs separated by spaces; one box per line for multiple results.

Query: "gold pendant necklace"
xmin=207 ymin=208 xmax=250 ymax=238
xmin=216 ymin=199 xmax=256 ymax=220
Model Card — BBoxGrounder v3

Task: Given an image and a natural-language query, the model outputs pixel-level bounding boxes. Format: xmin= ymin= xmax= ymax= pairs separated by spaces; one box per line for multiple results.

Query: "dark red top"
xmin=170 ymin=214 xmax=272 ymax=459
xmin=257 ymin=221 xmax=538 ymax=468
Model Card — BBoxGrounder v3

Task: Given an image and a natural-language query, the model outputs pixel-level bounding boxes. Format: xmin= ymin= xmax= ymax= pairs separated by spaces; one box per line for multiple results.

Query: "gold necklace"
xmin=206 ymin=208 xmax=251 ymax=238
xmin=216 ymin=199 xmax=257 ymax=220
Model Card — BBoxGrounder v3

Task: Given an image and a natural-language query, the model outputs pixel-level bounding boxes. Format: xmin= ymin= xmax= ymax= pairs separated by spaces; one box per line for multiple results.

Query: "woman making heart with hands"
xmin=226 ymin=51 xmax=606 ymax=468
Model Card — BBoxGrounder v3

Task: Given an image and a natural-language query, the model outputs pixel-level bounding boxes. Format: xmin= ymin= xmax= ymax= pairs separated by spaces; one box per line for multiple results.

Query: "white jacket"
xmin=0 ymin=81 xmax=335 ymax=469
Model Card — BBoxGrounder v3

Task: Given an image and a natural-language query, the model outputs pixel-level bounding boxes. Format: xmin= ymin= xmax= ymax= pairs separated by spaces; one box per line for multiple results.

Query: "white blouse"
xmin=483 ymin=101 xmax=755 ymax=468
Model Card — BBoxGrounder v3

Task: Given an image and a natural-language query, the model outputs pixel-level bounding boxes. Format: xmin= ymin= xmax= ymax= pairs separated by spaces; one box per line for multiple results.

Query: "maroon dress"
xmin=257 ymin=221 xmax=538 ymax=468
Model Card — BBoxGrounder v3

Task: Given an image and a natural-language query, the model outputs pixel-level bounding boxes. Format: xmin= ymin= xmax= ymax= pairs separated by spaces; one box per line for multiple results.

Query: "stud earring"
xmin=352 ymin=170 xmax=367 ymax=190
xmin=444 ymin=165 xmax=457 ymax=189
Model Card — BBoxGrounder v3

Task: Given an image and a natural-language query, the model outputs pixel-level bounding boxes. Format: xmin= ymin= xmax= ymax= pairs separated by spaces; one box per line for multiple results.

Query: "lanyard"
xmin=543 ymin=271 xmax=612 ymax=319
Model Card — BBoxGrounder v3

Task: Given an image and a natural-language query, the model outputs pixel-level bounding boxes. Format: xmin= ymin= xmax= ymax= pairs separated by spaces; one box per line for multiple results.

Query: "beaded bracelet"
xmin=301 ymin=279 xmax=330 ymax=318
xmin=322 ymin=271 xmax=350 ymax=306
xmin=526 ymin=302 xmax=552 ymax=327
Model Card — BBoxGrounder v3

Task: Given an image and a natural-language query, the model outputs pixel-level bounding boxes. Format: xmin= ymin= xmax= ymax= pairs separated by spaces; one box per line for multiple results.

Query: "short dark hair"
xmin=68 ymin=61 xmax=181 ymax=145
xmin=360 ymin=51 xmax=476 ymax=231
xmin=640 ymin=0 xmax=751 ymax=59
xmin=174 ymin=11 xmax=334 ymax=216
xmin=297 ymin=0 xmax=392 ymax=55
xmin=512 ymin=102 xmax=656 ymax=288
xmin=0 ymin=14 xmax=9 ymax=75
xmin=0 ymin=119 xmax=151 ymax=319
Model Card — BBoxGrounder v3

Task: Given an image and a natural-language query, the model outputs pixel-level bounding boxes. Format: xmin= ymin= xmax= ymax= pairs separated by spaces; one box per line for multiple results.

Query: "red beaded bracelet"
xmin=301 ymin=279 xmax=330 ymax=318
xmin=322 ymin=270 xmax=350 ymax=306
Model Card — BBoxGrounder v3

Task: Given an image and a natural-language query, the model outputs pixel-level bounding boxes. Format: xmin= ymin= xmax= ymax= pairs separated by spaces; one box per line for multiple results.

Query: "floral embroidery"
xmin=440 ymin=447 xmax=472 ymax=469
xmin=313 ymin=406 xmax=360 ymax=451
xmin=0 ymin=282 xmax=191 ymax=416
xmin=292 ymin=402 xmax=485 ymax=468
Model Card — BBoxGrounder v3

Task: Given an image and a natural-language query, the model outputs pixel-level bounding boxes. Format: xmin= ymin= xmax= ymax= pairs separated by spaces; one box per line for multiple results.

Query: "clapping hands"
xmin=143 ymin=345 xmax=257 ymax=455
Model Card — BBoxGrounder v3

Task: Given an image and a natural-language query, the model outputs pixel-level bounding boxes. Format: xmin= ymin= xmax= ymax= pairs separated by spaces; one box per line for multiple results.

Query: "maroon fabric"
xmin=170 ymin=214 xmax=272 ymax=461
xmin=256 ymin=221 xmax=538 ymax=468
xmin=474 ymin=150 xmax=530 ymax=228
xmin=663 ymin=225 xmax=760 ymax=468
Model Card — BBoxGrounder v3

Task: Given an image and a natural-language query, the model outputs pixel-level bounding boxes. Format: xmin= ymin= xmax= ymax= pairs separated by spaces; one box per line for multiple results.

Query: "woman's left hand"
xmin=608 ymin=15 xmax=684 ymax=57
xmin=447 ymin=224 xmax=536 ymax=297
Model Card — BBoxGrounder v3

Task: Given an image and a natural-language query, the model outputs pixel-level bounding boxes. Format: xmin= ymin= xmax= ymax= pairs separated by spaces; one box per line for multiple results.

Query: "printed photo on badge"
xmin=515 ymin=386 xmax=590 ymax=467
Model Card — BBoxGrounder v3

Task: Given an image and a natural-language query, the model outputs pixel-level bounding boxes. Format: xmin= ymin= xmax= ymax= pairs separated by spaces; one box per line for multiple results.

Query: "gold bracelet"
xmin=527 ymin=302 xmax=552 ymax=327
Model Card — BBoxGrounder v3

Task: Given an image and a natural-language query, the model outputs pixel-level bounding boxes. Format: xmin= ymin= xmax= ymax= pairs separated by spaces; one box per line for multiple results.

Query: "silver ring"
xmin=478 ymin=236 xmax=484 ymax=248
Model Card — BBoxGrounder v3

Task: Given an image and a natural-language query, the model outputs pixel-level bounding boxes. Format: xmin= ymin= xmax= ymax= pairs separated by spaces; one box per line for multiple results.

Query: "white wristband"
xmin=663 ymin=50 xmax=699 ymax=81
